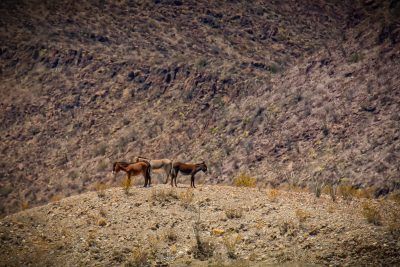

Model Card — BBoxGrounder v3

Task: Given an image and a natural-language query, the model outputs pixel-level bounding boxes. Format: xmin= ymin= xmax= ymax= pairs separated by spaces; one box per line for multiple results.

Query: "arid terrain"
xmin=1 ymin=185 xmax=399 ymax=266
xmin=0 ymin=0 xmax=400 ymax=265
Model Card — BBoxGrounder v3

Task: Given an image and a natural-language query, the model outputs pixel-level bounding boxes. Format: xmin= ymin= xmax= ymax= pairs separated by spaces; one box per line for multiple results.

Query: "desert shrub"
xmin=20 ymin=200 xmax=29 ymax=211
xmin=50 ymin=194 xmax=63 ymax=202
xmin=323 ymin=184 xmax=337 ymax=202
xmin=387 ymin=209 xmax=400 ymax=236
xmin=223 ymin=233 xmax=242 ymax=259
xmin=388 ymin=191 xmax=400 ymax=204
xmin=95 ymin=182 xmax=108 ymax=198
xmin=68 ymin=170 xmax=79 ymax=180
xmin=121 ymin=177 xmax=132 ymax=195
xmin=0 ymin=185 xmax=13 ymax=197
xmin=309 ymin=175 xmax=324 ymax=198
xmin=151 ymin=188 xmax=178 ymax=202
xmin=94 ymin=143 xmax=107 ymax=156
xmin=348 ymin=52 xmax=363 ymax=63
xmin=233 ymin=173 xmax=256 ymax=187
xmin=193 ymin=207 xmax=214 ymax=260
xmin=193 ymin=226 xmax=214 ymax=260
xmin=97 ymin=218 xmax=106 ymax=226
xmin=163 ymin=228 xmax=177 ymax=243
xmin=338 ymin=184 xmax=355 ymax=201
xmin=126 ymin=247 xmax=149 ymax=267
xmin=268 ymin=63 xmax=280 ymax=74
xmin=267 ymin=188 xmax=280 ymax=202
xmin=97 ymin=160 xmax=108 ymax=172
xmin=196 ymin=58 xmax=208 ymax=69
xmin=296 ymin=208 xmax=311 ymax=224
xmin=361 ymin=201 xmax=382 ymax=225
xmin=179 ymin=189 xmax=194 ymax=208
xmin=225 ymin=207 xmax=243 ymax=219
xmin=354 ymin=187 xmax=374 ymax=199
xmin=279 ymin=220 xmax=297 ymax=236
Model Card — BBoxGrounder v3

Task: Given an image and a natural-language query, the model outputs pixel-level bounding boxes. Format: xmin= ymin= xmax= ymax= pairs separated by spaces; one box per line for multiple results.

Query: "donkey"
xmin=170 ymin=161 xmax=207 ymax=188
xmin=134 ymin=156 xmax=173 ymax=184
xmin=112 ymin=161 xmax=152 ymax=187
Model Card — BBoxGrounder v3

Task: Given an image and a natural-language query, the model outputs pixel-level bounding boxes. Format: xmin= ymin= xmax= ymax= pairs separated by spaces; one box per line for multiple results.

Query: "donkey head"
xmin=112 ymin=162 xmax=120 ymax=174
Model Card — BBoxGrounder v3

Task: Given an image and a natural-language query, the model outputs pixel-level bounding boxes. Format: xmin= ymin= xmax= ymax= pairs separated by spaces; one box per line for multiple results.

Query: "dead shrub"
xmin=50 ymin=194 xmax=63 ymax=202
xmin=279 ymin=220 xmax=297 ymax=236
xmin=361 ymin=201 xmax=382 ymax=226
xmin=164 ymin=228 xmax=177 ymax=243
xmin=387 ymin=209 xmax=400 ymax=236
xmin=151 ymin=188 xmax=178 ymax=203
xmin=323 ymin=184 xmax=337 ymax=202
xmin=94 ymin=143 xmax=107 ymax=157
xmin=267 ymin=188 xmax=280 ymax=202
xmin=121 ymin=177 xmax=132 ymax=195
xmin=95 ymin=182 xmax=108 ymax=198
xmin=225 ymin=207 xmax=243 ymax=219
xmin=338 ymin=184 xmax=355 ymax=201
xmin=223 ymin=233 xmax=242 ymax=259
xmin=233 ymin=173 xmax=256 ymax=187
xmin=193 ymin=207 xmax=214 ymax=260
xmin=126 ymin=247 xmax=150 ymax=267
xmin=179 ymin=189 xmax=194 ymax=208
xmin=296 ymin=208 xmax=311 ymax=224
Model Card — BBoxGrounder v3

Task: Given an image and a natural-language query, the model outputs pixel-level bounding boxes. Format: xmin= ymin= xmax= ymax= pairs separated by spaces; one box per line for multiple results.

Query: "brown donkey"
xmin=170 ymin=161 xmax=207 ymax=188
xmin=112 ymin=161 xmax=152 ymax=187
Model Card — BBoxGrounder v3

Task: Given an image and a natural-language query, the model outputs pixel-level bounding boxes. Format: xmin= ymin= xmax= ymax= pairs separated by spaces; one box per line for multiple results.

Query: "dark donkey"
xmin=170 ymin=161 xmax=207 ymax=188
xmin=112 ymin=161 xmax=152 ymax=187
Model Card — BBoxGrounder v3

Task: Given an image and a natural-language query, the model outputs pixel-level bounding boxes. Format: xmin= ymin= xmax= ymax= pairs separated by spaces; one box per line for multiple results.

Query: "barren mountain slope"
xmin=0 ymin=185 xmax=399 ymax=266
xmin=0 ymin=0 xmax=399 ymax=216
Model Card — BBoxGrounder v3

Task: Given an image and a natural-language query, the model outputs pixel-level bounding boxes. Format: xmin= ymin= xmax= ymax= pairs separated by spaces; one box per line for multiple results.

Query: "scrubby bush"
xmin=233 ymin=173 xmax=256 ymax=187
xmin=225 ymin=207 xmax=243 ymax=219
xmin=361 ymin=201 xmax=382 ymax=225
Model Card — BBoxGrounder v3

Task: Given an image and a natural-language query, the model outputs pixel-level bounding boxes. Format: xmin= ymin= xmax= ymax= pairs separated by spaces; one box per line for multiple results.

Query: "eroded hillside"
xmin=0 ymin=0 xmax=399 ymax=216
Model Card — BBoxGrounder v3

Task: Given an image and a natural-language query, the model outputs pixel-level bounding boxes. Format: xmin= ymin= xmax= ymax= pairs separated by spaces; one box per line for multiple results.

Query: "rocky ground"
xmin=1 ymin=183 xmax=399 ymax=266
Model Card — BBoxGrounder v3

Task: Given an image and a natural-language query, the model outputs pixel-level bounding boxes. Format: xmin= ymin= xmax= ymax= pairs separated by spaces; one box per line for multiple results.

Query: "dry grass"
xmin=121 ymin=177 xmax=131 ymax=195
xmin=387 ymin=209 xmax=400 ymax=236
xmin=295 ymin=208 xmax=311 ymax=224
xmin=95 ymin=182 xmax=108 ymax=198
xmin=126 ymin=247 xmax=149 ymax=267
xmin=179 ymin=189 xmax=194 ymax=208
xmin=361 ymin=201 xmax=382 ymax=226
xmin=267 ymin=188 xmax=280 ymax=202
xmin=97 ymin=218 xmax=106 ymax=227
xmin=163 ymin=228 xmax=177 ymax=243
xmin=151 ymin=188 xmax=178 ymax=202
xmin=223 ymin=233 xmax=242 ymax=259
xmin=50 ymin=194 xmax=63 ymax=202
xmin=225 ymin=207 xmax=243 ymax=219
xmin=338 ymin=184 xmax=355 ymax=201
xmin=233 ymin=173 xmax=256 ymax=188
xmin=323 ymin=185 xmax=337 ymax=202
xmin=20 ymin=200 xmax=29 ymax=211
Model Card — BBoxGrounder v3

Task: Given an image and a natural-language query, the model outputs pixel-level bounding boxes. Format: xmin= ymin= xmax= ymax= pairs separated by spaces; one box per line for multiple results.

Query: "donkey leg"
xmin=191 ymin=175 xmax=196 ymax=188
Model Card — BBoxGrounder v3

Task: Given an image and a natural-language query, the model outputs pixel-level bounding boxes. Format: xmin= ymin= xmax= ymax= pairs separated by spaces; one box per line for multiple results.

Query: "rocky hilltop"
xmin=0 ymin=185 xmax=399 ymax=266
xmin=0 ymin=0 xmax=399 ymax=217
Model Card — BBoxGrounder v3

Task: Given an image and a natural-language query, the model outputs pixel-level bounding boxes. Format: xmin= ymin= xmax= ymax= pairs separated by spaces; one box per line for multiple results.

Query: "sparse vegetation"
xmin=95 ymin=182 xmax=108 ymax=198
xmin=225 ymin=207 xmax=243 ymax=219
xmin=223 ymin=233 xmax=242 ymax=259
xmin=121 ymin=177 xmax=132 ymax=195
xmin=267 ymin=188 xmax=280 ymax=202
xmin=126 ymin=247 xmax=149 ymax=267
xmin=296 ymin=208 xmax=311 ymax=224
xmin=361 ymin=201 xmax=381 ymax=226
xmin=94 ymin=143 xmax=107 ymax=157
xmin=178 ymin=189 xmax=194 ymax=208
xmin=151 ymin=188 xmax=178 ymax=203
xmin=233 ymin=173 xmax=256 ymax=188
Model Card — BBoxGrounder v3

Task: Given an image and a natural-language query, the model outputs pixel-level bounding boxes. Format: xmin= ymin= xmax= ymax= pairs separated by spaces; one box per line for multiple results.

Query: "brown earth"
xmin=0 ymin=184 xmax=399 ymax=266
xmin=0 ymin=0 xmax=399 ymax=217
